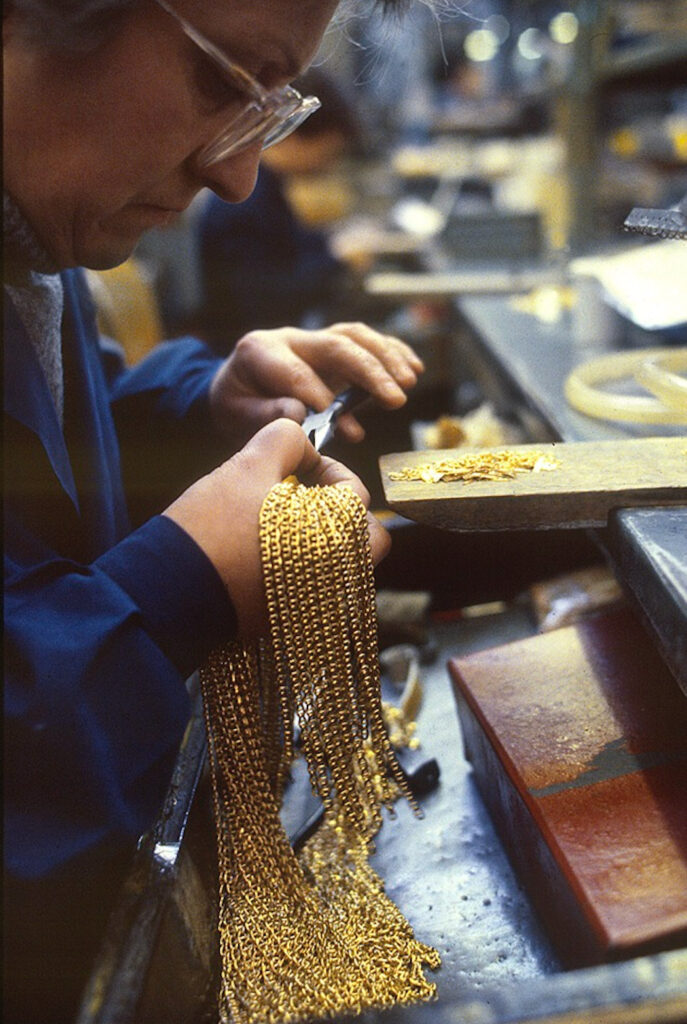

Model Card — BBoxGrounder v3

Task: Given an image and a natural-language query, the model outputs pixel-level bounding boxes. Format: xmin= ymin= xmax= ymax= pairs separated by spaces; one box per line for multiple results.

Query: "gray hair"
xmin=7 ymin=0 xmax=419 ymax=53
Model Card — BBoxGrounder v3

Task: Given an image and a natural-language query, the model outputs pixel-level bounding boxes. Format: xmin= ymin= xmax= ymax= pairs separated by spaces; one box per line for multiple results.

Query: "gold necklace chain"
xmin=200 ymin=480 xmax=439 ymax=1024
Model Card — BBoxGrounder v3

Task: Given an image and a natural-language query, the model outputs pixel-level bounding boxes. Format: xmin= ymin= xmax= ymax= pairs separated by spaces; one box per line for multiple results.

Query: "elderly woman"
xmin=3 ymin=0 xmax=423 ymax=1019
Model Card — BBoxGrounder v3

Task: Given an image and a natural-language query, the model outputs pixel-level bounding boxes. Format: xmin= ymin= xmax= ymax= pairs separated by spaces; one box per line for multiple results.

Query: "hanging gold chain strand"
xmin=199 ymin=480 xmax=439 ymax=1024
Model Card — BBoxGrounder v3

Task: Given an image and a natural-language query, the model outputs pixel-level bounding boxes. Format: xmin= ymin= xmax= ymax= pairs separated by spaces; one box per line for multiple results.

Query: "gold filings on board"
xmin=388 ymin=449 xmax=560 ymax=484
xmin=200 ymin=481 xmax=439 ymax=1024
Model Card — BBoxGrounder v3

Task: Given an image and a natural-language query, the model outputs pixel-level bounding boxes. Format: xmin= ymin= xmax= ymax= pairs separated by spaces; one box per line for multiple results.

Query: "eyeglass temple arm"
xmin=153 ymin=0 xmax=268 ymax=103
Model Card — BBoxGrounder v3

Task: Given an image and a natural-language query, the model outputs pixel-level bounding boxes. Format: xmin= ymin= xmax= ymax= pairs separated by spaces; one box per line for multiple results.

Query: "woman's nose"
xmin=196 ymin=142 xmax=263 ymax=203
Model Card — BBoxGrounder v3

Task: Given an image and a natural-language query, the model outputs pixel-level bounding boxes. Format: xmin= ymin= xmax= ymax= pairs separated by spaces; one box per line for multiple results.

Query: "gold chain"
xmin=200 ymin=481 xmax=439 ymax=1024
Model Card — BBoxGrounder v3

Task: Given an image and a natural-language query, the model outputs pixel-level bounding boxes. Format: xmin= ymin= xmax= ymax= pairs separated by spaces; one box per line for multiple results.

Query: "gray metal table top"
xmin=281 ymin=615 xmax=687 ymax=1024
xmin=455 ymin=295 xmax=687 ymax=692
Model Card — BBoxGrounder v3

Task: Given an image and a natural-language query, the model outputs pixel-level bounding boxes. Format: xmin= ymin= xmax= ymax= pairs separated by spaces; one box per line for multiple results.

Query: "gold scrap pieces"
xmin=389 ymin=449 xmax=560 ymax=484
xmin=421 ymin=403 xmax=518 ymax=450
xmin=200 ymin=481 xmax=438 ymax=1024
xmin=383 ymin=701 xmax=421 ymax=752
xmin=424 ymin=415 xmax=467 ymax=449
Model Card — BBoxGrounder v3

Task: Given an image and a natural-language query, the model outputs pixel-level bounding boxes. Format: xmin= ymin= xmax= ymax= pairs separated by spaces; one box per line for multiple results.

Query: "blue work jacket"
xmin=4 ymin=268 xmax=235 ymax=880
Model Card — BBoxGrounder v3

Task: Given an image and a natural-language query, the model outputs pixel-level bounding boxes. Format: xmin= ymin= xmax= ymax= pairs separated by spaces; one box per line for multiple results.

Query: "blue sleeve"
xmin=4 ymin=515 xmax=235 ymax=879
xmin=107 ymin=334 xmax=222 ymax=421
xmin=106 ymin=336 xmax=229 ymax=524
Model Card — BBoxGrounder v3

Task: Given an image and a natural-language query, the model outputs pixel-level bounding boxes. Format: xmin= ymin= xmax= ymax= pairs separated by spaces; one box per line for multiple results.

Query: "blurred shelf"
xmin=366 ymin=264 xmax=557 ymax=301
xmin=599 ymin=35 xmax=687 ymax=84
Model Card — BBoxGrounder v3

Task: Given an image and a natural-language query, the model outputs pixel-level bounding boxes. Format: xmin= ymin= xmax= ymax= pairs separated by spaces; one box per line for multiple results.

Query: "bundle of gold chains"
xmin=199 ymin=480 xmax=439 ymax=1024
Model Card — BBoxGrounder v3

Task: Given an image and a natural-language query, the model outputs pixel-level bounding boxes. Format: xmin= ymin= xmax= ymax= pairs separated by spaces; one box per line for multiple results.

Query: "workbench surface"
xmin=282 ymin=615 xmax=687 ymax=1023
xmin=79 ymin=608 xmax=687 ymax=1024
xmin=78 ymin=298 xmax=687 ymax=1024
xmin=455 ymin=294 xmax=687 ymax=693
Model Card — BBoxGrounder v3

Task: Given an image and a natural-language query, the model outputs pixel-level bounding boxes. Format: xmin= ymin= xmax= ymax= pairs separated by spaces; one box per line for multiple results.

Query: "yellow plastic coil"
xmin=564 ymin=346 xmax=687 ymax=424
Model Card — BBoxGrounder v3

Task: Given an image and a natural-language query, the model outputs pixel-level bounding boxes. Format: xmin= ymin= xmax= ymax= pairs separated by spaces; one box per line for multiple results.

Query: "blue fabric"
xmin=4 ymin=267 xmax=235 ymax=879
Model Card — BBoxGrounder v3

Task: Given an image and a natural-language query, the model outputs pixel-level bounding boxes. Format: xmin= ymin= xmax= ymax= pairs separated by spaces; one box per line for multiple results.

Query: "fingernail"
xmin=382 ymin=381 xmax=405 ymax=401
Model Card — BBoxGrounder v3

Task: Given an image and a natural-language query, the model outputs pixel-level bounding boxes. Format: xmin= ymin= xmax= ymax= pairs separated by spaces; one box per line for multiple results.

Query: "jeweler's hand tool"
xmin=302 ymin=386 xmax=369 ymax=452
xmin=289 ymin=757 xmax=441 ymax=853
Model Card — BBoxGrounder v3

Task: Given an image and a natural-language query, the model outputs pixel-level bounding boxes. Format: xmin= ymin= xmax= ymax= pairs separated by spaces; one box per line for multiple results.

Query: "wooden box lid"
xmin=448 ymin=607 xmax=687 ymax=965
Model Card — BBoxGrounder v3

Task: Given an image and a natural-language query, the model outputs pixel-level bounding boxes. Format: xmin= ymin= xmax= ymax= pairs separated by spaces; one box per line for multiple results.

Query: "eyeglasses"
xmin=155 ymin=0 xmax=321 ymax=167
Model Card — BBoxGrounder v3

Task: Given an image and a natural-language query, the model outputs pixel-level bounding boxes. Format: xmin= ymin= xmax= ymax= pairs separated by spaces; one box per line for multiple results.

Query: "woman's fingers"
xmin=163 ymin=420 xmax=391 ymax=636
xmin=320 ymin=320 xmax=425 ymax=385
xmin=212 ymin=323 xmax=424 ymax=440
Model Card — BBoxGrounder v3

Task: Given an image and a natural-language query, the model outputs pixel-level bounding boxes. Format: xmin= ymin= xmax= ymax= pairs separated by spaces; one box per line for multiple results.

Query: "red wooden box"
xmin=449 ymin=606 xmax=687 ymax=966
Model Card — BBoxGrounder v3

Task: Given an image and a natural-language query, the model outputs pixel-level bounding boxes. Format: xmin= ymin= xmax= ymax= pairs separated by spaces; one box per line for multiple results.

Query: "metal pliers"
xmin=301 ymin=386 xmax=368 ymax=452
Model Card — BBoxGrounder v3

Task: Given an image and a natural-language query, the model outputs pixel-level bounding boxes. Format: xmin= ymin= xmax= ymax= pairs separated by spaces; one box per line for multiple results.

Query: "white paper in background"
xmin=570 ymin=240 xmax=687 ymax=330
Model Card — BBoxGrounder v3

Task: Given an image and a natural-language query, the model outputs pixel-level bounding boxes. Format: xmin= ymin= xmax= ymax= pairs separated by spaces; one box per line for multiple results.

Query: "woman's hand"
xmin=208 ymin=321 xmax=423 ymax=451
xmin=163 ymin=419 xmax=390 ymax=638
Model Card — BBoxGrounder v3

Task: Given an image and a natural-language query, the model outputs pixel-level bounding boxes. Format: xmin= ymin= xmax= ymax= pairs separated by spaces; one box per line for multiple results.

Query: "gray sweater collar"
xmin=3 ymin=191 xmax=61 ymax=282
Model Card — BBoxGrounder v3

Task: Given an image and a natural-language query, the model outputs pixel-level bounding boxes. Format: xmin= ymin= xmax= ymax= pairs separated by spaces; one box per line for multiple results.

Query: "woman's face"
xmin=3 ymin=0 xmax=337 ymax=269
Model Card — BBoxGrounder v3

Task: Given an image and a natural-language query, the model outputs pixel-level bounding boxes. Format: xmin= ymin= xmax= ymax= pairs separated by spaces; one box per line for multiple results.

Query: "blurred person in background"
xmin=198 ymin=68 xmax=363 ymax=352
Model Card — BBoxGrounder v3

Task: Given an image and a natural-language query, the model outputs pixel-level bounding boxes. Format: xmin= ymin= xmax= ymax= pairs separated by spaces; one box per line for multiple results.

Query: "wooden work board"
xmin=379 ymin=435 xmax=687 ymax=531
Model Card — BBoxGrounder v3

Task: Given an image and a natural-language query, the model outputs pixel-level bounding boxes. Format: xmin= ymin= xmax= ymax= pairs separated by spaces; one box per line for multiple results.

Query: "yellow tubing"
xmin=634 ymin=352 xmax=687 ymax=411
xmin=564 ymin=346 xmax=687 ymax=424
